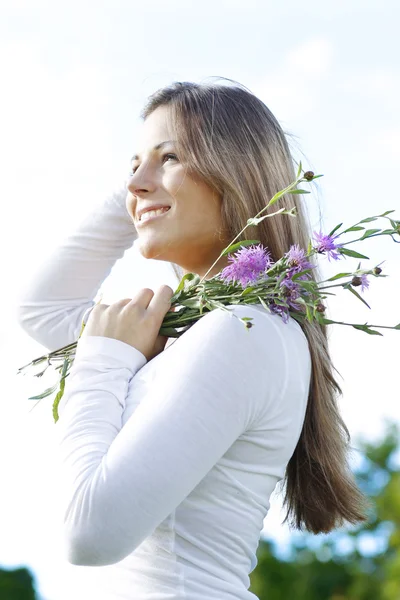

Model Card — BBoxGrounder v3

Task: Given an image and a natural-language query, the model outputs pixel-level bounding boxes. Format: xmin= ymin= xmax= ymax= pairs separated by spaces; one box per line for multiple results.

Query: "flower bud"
xmin=245 ymin=321 xmax=253 ymax=329
xmin=351 ymin=276 xmax=362 ymax=286
xmin=316 ymin=303 xmax=326 ymax=313
xmin=303 ymin=171 xmax=315 ymax=181
xmin=373 ymin=267 xmax=382 ymax=275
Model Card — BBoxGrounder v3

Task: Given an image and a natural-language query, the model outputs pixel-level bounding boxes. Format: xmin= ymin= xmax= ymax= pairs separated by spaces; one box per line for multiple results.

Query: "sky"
xmin=1 ymin=1 xmax=399 ymax=598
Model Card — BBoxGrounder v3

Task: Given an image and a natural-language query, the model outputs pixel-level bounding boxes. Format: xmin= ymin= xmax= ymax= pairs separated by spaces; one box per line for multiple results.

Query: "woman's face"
xmin=126 ymin=105 xmax=230 ymax=279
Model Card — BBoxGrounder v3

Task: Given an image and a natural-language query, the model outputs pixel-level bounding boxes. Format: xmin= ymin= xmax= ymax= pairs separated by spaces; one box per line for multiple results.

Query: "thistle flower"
xmin=269 ymin=302 xmax=290 ymax=323
xmin=280 ymin=278 xmax=302 ymax=309
xmin=313 ymin=231 xmax=343 ymax=261
xmin=351 ymin=274 xmax=369 ymax=292
xmin=284 ymin=244 xmax=315 ymax=276
xmin=218 ymin=243 xmax=273 ymax=288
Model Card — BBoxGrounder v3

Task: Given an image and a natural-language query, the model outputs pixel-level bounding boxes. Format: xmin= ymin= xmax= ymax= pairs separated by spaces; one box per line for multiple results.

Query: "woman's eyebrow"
xmin=131 ymin=140 xmax=176 ymax=162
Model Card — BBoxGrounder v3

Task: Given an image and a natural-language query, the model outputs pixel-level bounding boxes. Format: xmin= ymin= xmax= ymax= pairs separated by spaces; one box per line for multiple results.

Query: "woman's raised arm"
xmin=16 ymin=185 xmax=138 ymax=352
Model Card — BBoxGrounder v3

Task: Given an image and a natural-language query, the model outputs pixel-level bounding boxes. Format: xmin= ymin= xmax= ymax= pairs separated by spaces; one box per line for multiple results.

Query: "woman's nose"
xmin=127 ymin=164 xmax=157 ymax=195
xmin=127 ymin=180 xmax=148 ymax=196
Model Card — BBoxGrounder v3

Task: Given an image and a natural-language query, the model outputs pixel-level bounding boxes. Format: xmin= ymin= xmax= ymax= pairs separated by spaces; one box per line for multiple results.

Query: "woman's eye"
xmin=129 ymin=153 xmax=177 ymax=176
xmin=162 ymin=153 xmax=178 ymax=163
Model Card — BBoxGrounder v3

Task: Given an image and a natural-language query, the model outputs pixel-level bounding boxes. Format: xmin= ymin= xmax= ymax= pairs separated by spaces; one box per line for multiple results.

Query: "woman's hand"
xmin=82 ymin=286 xmax=174 ymax=361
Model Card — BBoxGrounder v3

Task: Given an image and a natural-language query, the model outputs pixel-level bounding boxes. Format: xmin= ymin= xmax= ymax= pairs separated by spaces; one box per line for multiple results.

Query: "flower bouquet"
xmin=17 ymin=164 xmax=400 ymax=423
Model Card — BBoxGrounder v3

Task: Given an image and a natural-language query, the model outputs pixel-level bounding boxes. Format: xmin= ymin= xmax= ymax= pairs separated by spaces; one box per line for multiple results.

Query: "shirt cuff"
xmin=75 ymin=334 xmax=148 ymax=376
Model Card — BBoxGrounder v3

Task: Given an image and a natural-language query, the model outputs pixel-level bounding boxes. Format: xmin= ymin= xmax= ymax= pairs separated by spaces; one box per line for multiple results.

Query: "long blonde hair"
xmin=140 ymin=78 xmax=369 ymax=533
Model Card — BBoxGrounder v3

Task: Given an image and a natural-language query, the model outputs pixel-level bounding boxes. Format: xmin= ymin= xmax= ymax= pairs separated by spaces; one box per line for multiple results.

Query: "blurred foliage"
xmin=0 ymin=567 xmax=37 ymax=600
xmin=249 ymin=420 xmax=400 ymax=599
xmin=1 ymin=421 xmax=399 ymax=599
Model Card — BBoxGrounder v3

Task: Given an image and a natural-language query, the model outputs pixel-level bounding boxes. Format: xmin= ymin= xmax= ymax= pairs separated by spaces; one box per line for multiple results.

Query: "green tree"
xmin=249 ymin=420 xmax=400 ymax=600
xmin=0 ymin=566 xmax=38 ymax=600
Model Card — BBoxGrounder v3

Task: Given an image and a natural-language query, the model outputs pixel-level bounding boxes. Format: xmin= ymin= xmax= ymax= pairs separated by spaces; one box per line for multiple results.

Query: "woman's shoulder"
xmin=217 ymin=302 xmax=308 ymax=345
xmin=174 ymin=302 xmax=310 ymax=372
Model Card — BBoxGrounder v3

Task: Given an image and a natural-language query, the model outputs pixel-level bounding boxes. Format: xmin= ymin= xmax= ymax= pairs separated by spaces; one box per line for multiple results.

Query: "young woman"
xmin=17 ymin=80 xmax=368 ymax=600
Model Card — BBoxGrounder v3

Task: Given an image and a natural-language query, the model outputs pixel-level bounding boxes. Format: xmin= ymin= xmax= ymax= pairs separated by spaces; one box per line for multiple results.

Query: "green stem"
xmin=199 ymin=175 xmax=306 ymax=285
xmin=317 ymin=282 xmax=352 ymax=291
xmin=325 ymin=320 xmax=397 ymax=330
xmin=340 ymin=232 xmax=395 ymax=246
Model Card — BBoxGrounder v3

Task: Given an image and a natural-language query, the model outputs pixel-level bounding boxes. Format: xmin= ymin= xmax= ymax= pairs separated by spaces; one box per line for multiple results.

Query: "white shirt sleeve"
xmin=16 ymin=185 xmax=138 ymax=351
xmin=54 ymin=303 xmax=310 ymax=567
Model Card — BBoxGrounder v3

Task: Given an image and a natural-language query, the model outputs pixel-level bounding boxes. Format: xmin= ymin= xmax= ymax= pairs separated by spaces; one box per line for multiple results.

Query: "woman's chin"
xmin=136 ymin=239 xmax=171 ymax=262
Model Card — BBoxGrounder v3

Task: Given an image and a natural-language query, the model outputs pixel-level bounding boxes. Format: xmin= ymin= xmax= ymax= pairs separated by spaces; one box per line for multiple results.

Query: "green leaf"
xmin=311 ymin=174 xmax=324 ymax=179
xmin=266 ymin=180 xmax=300 ymax=208
xmin=186 ymin=274 xmax=201 ymax=288
xmin=307 ymin=238 xmax=313 ymax=255
xmin=288 ymin=189 xmax=311 ymax=195
xmin=297 ymin=280 xmax=317 ymax=292
xmin=159 ymin=326 xmax=181 ymax=337
xmin=296 ymin=161 xmax=302 ymax=179
xmin=206 ymin=299 xmax=232 ymax=313
xmin=305 ymin=303 xmax=313 ymax=323
xmin=314 ymin=310 xmax=327 ymax=325
xmin=360 ymin=228 xmax=381 ymax=240
xmin=175 ymin=272 xmax=198 ymax=294
xmin=319 ymin=317 xmax=336 ymax=325
xmin=326 ymin=272 xmax=352 ymax=281
xmin=266 ymin=190 xmax=285 ymax=208
xmin=28 ymin=383 xmax=60 ymax=401
xmin=344 ymin=226 xmax=365 ymax=232
xmin=346 ymin=284 xmax=371 ymax=309
xmin=179 ymin=298 xmax=203 ymax=309
xmin=275 ymin=271 xmax=288 ymax=287
xmin=379 ymin=210 xmax=395 ymax=217
xmin=52 ymin=357 xmax=72 ymax=424
xmin=328 ymin=223 xmax=343 ymax=237
xmin=291 ymin=269 xmax=315 ymax=281
xmin=352 ymin=324 xmax=383 ymax=336
xmin=221 ymin=240 xmax=261 ymax=257
xmin=257 ymin=295 xmax=270 ymax=312
xmin=241 ymin=286 xmax=256 ymax=296
xmin=394 ymin=323 xmax=400 ymax=330
xmin=339 ymin=247 xmax=370 ymax=259
xmin=360 ymin=216 xmax=377 ymax=223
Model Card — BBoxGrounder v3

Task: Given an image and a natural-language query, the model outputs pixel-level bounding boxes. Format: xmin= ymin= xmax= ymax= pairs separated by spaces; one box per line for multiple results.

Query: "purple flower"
xmin=360 ymin=274 xmax=369 ymax=292
xmin=284 ymin=244 xmax=315 ymax=275
xmin=280 ymin=278 xmax=302 ymax=310
xmin=351 ymin=274 xmax=369 ymax=292
xmin=219 ymin=243 xmax=273 ymax=288
xmin=268 ymin=302 xmax=290 ymax=323
xmin=313 ymin=231 xmax=343 ymax=261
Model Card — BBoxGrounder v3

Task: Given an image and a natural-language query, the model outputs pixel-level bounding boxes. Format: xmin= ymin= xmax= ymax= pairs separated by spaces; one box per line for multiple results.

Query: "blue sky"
xmin=1 ymin=1 xmax=399 ymax=598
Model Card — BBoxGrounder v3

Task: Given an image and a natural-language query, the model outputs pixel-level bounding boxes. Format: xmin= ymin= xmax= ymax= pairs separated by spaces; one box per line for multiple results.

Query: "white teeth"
xmin=140 ymin=207 xmax=170 ymax=222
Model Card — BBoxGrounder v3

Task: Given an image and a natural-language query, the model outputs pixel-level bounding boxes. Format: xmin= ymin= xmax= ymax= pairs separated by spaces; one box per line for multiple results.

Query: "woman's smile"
xmin=135 ymin=206 xmax=172 ymax=227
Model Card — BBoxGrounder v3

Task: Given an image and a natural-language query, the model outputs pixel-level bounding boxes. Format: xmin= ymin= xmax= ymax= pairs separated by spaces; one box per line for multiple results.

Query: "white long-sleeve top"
xmin=17 ymin=186 xmax=312 ymax=600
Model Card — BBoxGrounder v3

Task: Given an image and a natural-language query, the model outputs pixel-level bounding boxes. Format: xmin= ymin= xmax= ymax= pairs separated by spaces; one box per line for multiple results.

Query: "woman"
xmin=17 ymin=80 xmax=368 ymax=600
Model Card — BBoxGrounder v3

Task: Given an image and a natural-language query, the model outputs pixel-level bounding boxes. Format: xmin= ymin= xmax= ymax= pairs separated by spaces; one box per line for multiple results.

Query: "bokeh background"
xmin=1 ymin=1 xmax=399 ymax=598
